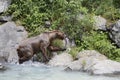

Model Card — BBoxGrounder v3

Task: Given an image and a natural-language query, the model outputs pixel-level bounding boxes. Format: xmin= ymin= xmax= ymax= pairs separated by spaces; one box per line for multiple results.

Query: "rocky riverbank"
xmin=0 ymin=0 xmax=120 ymax=77
xmin=47 ymin=50 xmax=120 ymax=76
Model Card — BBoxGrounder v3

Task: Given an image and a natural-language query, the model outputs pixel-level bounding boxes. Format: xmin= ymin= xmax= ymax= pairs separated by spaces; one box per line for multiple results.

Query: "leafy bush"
xmin=77 ymin=31 xmax=120 ymax=61
xmin=62 ymin=13 xmax=94 ymax=43
xmin=51 ymin=39 xmax=64 ymax=48
xmin=82 ymin=0 xmax=120 ymax=21
xmin=68 ymin=47 xmax=80 ymax=59
xmin=7 ymin=0 xmax=88 ymax=37
xmin=6 ymin=0 xmax=50 ymax=36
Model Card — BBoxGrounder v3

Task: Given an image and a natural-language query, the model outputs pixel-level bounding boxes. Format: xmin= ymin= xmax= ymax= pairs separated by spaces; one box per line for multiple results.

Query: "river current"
xmin=0 ymin=61 xmax=120 ymax=80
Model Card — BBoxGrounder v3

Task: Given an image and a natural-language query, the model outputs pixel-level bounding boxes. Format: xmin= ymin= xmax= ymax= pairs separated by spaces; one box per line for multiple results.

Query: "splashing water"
xmin=0 ymin=61 xmax=120 ymax=80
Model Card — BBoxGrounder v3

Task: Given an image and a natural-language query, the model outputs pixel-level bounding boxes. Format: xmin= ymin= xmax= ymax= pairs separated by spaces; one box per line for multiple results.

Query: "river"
xmin=0 ymin=61 xmax=120 ymax=80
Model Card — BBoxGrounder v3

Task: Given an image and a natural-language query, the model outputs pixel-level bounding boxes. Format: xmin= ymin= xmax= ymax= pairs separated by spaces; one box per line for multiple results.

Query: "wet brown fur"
xmin=17 ymin=30 xmax=66 ymax=64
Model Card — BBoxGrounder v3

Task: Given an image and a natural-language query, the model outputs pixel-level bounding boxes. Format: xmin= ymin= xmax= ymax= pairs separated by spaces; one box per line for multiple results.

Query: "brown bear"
xmin=17 ymin=30 xmax=66 ymax=64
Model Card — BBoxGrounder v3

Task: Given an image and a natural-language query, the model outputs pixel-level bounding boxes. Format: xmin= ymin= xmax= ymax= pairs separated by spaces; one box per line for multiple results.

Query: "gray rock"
xmin=65 ymin=56 xmax=106 ymax=72
xmin=48 ymin=52 xmax=73 ymax=67
xmin=0 ymin=22 xmax=28 ymax=64
xmin=0 ymin=15 xmax=12 ymax=22
xmin=0 ymin=57 xmax=6 ymax=63
xmin=76 ymin=50 xmax=107 ymax=60
xmin=107 ymin=20 xmax=120 ymax=47
xmin=76 ymin=13 xmax=84 ymax=21
xmin=44 ymin=21 xmax=51 ymax=28
xmin=89 ymin=60 xmax=120 ymax=75
xmin=63 ymin=38 xmax=76 ymax=48
xmin=66 ymin=57 xmax=120 ymax=76
xmin=65 ymin=59 xmax=83 ymax=71
xmin=0 ymin=63 xmax=7 ymax=71
xmin=0 ymin=0 xmax=11 ymax=13
xmin=76 ymin=50 xmax=107 ymax=72
xmin=77 ymin=15 xmax=107 ymax=31
xmin=65 ymin=50 xmax=120 ymax=76
xmin=93 ymin=16 xmax=107 ymax=31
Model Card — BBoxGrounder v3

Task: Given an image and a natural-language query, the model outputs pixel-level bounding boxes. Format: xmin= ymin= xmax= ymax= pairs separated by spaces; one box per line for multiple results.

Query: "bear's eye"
xmin=17 ymin=48 xmax=19 ymax=51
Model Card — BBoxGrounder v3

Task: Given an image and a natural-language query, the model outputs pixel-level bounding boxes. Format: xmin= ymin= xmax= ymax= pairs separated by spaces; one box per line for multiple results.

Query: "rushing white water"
xmin=0 ymin=61 xmax=120 ymax=80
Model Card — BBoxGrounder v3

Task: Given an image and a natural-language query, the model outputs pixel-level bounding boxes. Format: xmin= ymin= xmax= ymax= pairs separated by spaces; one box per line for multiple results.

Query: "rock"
xmin=65 ymin=59 xmax=83 ymax=71
xmin=72 ymin=50 xmax=107 ymax=71
xmin=0 ymin=22 xmax=28 ymax=64
xmin=0 ymin=57 xmax=6 ymax=63
xmin=76 ymin=13 xmax=84 ymax=21
xmin=65 ymin=50 xmax=120 ymax=76
xmin=67 ymin=57 xmax=120 ymax=76
xmin=76 ymin=50 xmax=107 ymax=60
xmin=93 ymin=16 xmax=107 ymax=31
xmin=0 ymin=0 xmax=11 ymax=13
xmin=48 ymin=52 xmax=73 ymax=67
xmin=107 ymin=20 xmax=120 ymax=47
xmin=63 ymin=38 xmax=76 ymax=48
xmin=90 ymin=60 xmax=120 ymax=75
xmin=0 ymin=63 xmax=7 ymax=71
xmin=0 ymin=15 xmax=12 ymax=22
xmin=65 ymin=56 xmax=106 ymax=72
xmin=44 ymin=21 xmax=51 ymax=28
xmin=75 ymin=15 xmax=107 ymax=31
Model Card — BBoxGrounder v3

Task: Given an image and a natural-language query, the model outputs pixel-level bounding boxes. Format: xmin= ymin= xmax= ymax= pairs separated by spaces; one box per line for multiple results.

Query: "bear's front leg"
xmin=40 ymin=42 xmax=50 ymax=62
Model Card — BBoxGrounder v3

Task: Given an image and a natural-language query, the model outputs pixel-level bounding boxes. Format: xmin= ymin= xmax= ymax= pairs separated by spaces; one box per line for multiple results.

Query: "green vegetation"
xmin=4 ymin=0 xmax=120 ymax=61
xmin=51 ymin=39 xmax=64 ymax=48
xmin=82 ymin=0 xmax=120 ymax=21
xmin=68 ymin=47 xmax=80 ymax=59
xmin=78 ymin=31 xmax=120 ymax=61
xmin=68 ymin=31 xmax=120 ymax=61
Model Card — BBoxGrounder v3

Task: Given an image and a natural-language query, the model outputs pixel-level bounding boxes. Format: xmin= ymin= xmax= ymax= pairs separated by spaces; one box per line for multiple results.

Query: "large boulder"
xmin=65 ymin=50 xmax=107 ymax=71
xmin=107 ymin=20 xmax=120 ymax=47
xmin=90 ymin=60 xmax=120 ymax=75
xmin=48 ymin=52 xmax=73 ymax=67
xmin=65 ymin=50 xmax=120 ymax=76
xmin=0 ymin=22 xmax=28 ymax=64
xmin=93 ymin=16 xmax=107 ymax=31
xmin=0 ymin=0 xmax=11 ymax=13
xmin=74 ymin=15 xmax=107 ymax=31
xmin=76 ymin=50 xmax=107 ymax=59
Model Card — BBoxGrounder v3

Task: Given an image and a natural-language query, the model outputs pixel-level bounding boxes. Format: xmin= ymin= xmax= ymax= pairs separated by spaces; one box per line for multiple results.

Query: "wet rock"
xmin=65 ymin=59 xmax=83 ymax=71
xmin=0 ymin=63 xmax=7 ymax=71
xmin=89 ymin=60 xmax=120 ymax=75
xmin=66 ymin=58 xmax=120 ymax=76
xmin=65 ymin=50 xmax=120 ymax=76
xmin=93 ymin=16 xmax=107 ymax=31
xmin=0 ymin=57 xmax=6 ymax=63
xmin=69 ymin=50 xmax=104 ymax=71
xmin=65 ymin=56 xmax=107 ymax=72
xmin=107 ymin=20 xmax=120 ymax=47
xmin=48 ymin=52 xmax=73 ymax=67
xmin=0 ymin=0 xmax=11 ymax=13
xmin=0 ymin=22 xmax=28 ymax=64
